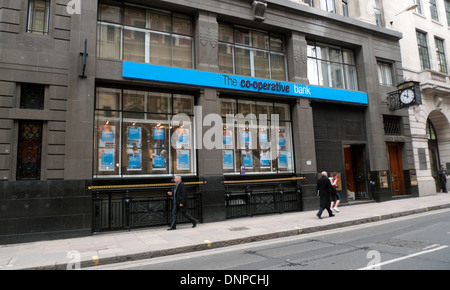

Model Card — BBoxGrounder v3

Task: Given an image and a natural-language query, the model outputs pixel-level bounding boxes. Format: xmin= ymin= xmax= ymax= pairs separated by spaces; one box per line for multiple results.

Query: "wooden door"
xmin=387 ymin=143 xmax=405 ymax=195
xmin=344 ymin=146 xmax=354 ymax=192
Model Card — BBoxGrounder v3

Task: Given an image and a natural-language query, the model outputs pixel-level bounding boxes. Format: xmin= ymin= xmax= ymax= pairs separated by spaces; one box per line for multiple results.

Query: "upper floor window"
xmin=377 ymin=62 xmax=394 ymax=86
xmin=416 ymin=30 xmax=431 ymax=70
xmin=21 ymin=83 xmax=45 ymax=110
xmin=430 ymin=0 xmax=440 ymax=22
xmin=97 ymin=2 xmax=193 ymax=69
xmin=445 ymin=0 xmax=450 ymax=26
xmin=218 ymin=24 xmax=287 ymax=81
xmin=413 ymin=0 xmax=423 ymax=14
xmin=342 ymin=0 xmax=349 ymax=17
xmin=320 ymin=0 xmax=335 ymax=13
xmin=307 ymin=42 xmax=358 ymax=91
xmin=374 ymin=0 xmax=383 ymax=26
xmin=27 ymin=0 xmax=50 ymax=35
xmin=435 ymin=37 xmax=448 ymax=74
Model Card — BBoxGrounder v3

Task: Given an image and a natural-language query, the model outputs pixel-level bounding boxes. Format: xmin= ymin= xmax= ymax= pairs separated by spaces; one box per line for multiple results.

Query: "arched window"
xmin=427 ymin=118 xmax=441 ymax=191
xmin=427 ymin=119 xmax=437 ymax=141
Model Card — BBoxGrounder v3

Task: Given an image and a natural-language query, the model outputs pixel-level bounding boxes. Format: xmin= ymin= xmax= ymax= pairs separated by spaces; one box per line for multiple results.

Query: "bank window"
xmin=218 ymin=24 xmax=287 ymax=81
xmin=221 ymin=98 xmax=294 ymax=174
xmin=97 ymin=2 xmax=193 ymax=69
xmin=27 ymin=0 xmax=50 ymax=35
xmin=94 ymin=86 xmax=196 ymax=177
xmin=377 ymin=62 xmax=394 ymax=86
xmin=307 ymin=42 xmax=358 ymax=91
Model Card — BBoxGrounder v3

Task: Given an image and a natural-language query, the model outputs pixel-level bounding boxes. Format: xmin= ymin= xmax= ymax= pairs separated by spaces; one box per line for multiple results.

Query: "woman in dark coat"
xmin=316 ymin=171 xmax=335 ymax=219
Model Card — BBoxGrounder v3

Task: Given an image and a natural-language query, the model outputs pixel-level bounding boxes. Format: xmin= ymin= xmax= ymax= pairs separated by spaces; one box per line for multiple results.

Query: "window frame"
xmin=96 ymin=2 xmax=194 ymax=69
xmin=435 ymin=37 xmax=448 ymax=74
xmin=416 ymin=30 xmax=431 ymax=70
xmin=220 ymin=97 xmax=295 ymax=175
xmin=94 ymin=85 xmax=197 ymax=178
xmin=218 ymin=24 xmax=288 ymax=81
xmin=26 ymin=0 xmax=50 ymax=35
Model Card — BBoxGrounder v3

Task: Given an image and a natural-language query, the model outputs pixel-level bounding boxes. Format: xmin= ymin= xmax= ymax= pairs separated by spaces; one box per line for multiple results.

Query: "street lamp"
xmin=390 ymin=4 xmax=419 ymax=25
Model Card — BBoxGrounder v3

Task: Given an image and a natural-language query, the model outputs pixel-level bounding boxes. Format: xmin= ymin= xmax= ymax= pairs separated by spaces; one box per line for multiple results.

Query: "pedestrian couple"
xmin=167 ymin=175 xmax=198 ymax=230
xmin=316 ymin=171 xmax=340 ymax=219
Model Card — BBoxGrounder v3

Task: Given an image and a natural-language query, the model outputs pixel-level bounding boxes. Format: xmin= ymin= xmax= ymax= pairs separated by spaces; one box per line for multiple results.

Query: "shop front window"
xmin=221 ymin=98 xmax=294 ymax=174
xmin=94 ymin=86 xmax=196 ymax=177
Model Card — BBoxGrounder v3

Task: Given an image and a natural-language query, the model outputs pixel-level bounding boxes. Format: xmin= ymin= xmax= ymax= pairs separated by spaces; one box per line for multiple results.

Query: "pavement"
xmin=1 ymin=193 xmax=450 ymax=270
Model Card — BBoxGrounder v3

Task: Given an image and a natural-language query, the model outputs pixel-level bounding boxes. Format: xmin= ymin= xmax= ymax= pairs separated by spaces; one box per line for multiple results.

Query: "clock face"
xmin=400 ymin=89 xmax=415 ymax=104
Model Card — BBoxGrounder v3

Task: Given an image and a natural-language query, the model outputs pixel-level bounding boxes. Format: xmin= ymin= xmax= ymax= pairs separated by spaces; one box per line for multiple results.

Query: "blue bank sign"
xmin=122 ymin=61 xmax=368 ymax=105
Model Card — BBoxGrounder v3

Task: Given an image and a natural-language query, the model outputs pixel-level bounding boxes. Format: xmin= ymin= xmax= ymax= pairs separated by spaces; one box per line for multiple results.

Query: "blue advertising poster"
xmin=128 ymin=127 xmax=141 ymax=140
xmin=128 ymin=154 xmax=141 ymax=169
xmin=279 ymin=151 xmax=288 ymax=168
xmin=123 ymin=62 xmax=368 ymax=105
xmin=102 ymin=130 xmax=114 ymax=142
xmin=261 ymin=154 xmax=270 ymax=167
xmin=243 ymin=153 xmax=253 ymax=167
xmin=154 ymin=128 xmax=164 ymax=140
xmin=99 ymin=149 xmax=115 ymax=171
xmin=223 ymin=150 xmax=234 ymax=170
xmin=177 ymin=150 xmax=190 ymax=170
xmin=153 ymin=155 xmax=165 ymax=168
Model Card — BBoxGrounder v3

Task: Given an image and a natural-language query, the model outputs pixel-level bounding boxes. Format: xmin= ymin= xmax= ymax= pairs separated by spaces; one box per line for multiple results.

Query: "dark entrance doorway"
xmin=344 ymin=144 xmax=368 ymax=200
xmin=387 ymin=142 xmax=405 ymax=195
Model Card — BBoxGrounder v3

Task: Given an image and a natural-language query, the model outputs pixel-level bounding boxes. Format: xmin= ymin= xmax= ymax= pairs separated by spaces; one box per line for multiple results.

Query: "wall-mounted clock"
xmin=400 ymin=88 xmax=415 ymax=105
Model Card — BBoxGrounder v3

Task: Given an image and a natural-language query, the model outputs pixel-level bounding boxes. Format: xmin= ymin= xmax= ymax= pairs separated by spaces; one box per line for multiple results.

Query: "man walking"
xmin=316 ymin=171 xmax=335 ymax=219
xmin=167 ymin=175 xmax=198 ymax=230
xmin=439 ymin=164 xmax=448 ymax=193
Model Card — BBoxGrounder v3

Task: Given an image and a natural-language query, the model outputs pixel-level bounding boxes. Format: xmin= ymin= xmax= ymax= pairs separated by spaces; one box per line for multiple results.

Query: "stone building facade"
xmin=0 ymin=0 xmax=418 ymax=244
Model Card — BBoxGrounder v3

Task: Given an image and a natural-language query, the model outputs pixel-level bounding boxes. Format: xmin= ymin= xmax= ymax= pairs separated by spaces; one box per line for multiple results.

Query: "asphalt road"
xmin=89 ymin=209 xmax=450 ymax=271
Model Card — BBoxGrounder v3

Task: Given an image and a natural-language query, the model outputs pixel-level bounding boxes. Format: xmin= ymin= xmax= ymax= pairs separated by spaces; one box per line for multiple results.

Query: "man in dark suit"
xmin=316 ymin=171 xmax=335 ymax=219
xmin=167 ymin=175 xmax=198 ymax=230
xmin=439 ymin=164 xmax=448 ymax=193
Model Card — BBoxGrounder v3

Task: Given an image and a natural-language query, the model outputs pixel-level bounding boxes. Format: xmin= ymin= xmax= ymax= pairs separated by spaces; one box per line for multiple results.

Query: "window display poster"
xmin=99 ymin=149 xmax=115 ymax=171
xmin=176 ymin=129 xmax=189 ymax=149
xmin=154 ymin=128 xmax=165 ymax=140
xmin=260 ymin=151 xmax=270 ymax=167
xmin=223 ymin=134 xmax=232 ymax=146
xmin=278 ymin=136 xmax=286 ymax=146
xmin=242 ymin=151 xmax=253 ymax=168
xmin=223 ymin=150 xmax=234 ymax=170
xmin=259 ymin=131 xmax=268 ymax=143
xmin=153 ymin=155 xmax=165 ymax=169
xmin=177 ymin=150 xmax=190 ymax=170
xmin=127 ymin=127 xmax=142 ymax=147
xmin=240 ymin=131 xmax=251 ymax=149
xmin=100 ymin=125 xmax=115 ymax=147
xmin=278 ymin=151 xmax=288 ymax=168
xmin=127 ymin=147 xmax=142 ymax=170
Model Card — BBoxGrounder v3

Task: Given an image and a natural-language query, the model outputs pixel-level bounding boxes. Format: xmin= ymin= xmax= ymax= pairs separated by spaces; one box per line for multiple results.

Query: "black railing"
xmin=91 ymin=183 xmax=203 ymax=232
xmin=224 ymin=177 xmax=303 ymax=219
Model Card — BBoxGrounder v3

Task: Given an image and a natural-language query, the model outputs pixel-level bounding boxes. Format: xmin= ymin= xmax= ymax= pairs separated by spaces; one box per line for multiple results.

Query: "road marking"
xmin=358 ymin=245 xmax=449 ymax=270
